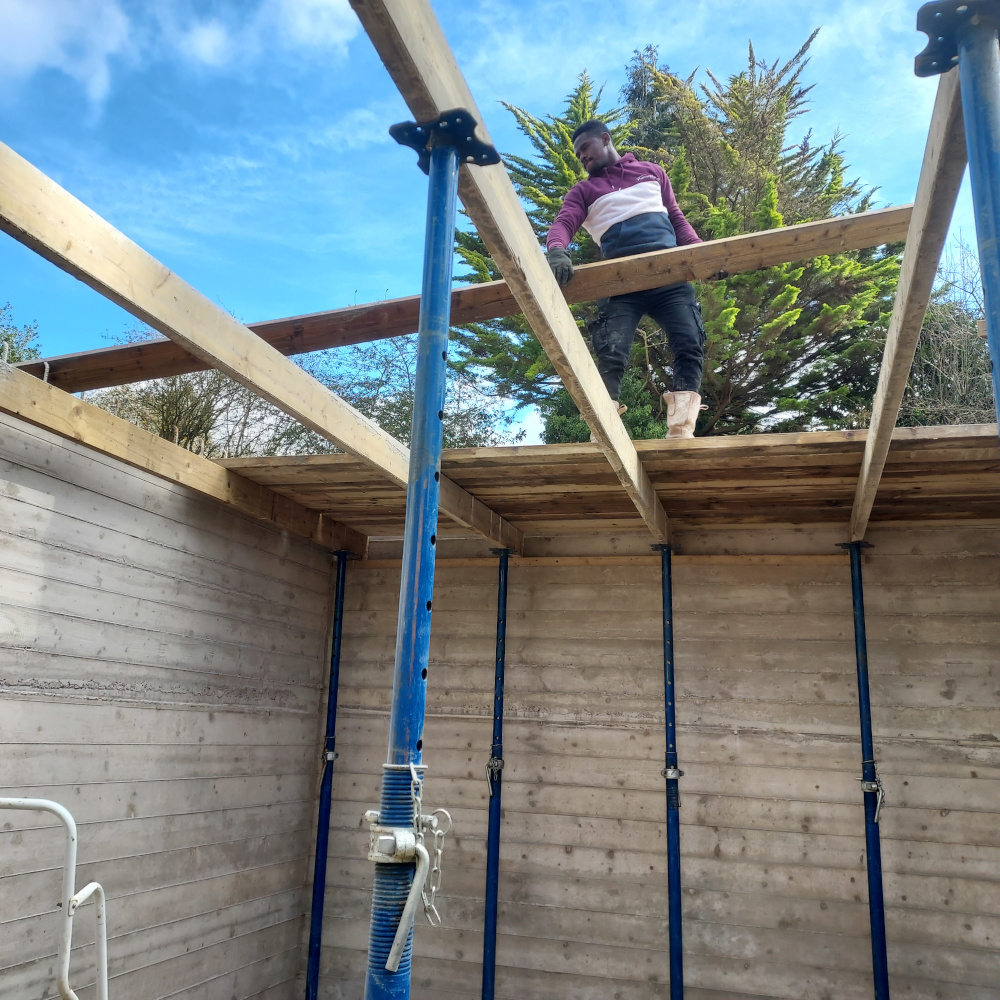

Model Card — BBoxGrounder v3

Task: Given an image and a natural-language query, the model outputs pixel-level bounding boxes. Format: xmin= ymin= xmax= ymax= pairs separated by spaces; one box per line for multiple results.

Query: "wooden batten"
xmin=0 ymin=139 xmax=522 ymax=552
xmin=850 ymin=69 xmax=967 ymax=541
xmin=18 ymin=205 xmax=911 ymax=393
xmin=0 ymin=362 xmax=368 ymax=556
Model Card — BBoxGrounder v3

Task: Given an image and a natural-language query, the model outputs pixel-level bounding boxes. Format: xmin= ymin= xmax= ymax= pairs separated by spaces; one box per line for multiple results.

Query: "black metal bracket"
xmin=916 ymin=1 xmax=1000 ymax=77
xmin=836 ymin=541 xmax=874 ymax=550
xmin=389 ymin=108 xmax=501 ymax=175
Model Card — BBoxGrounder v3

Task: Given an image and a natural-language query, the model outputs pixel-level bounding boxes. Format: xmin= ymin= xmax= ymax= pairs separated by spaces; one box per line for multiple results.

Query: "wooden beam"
xmin=18 ymin=205 xmax=911 ymax=392
xmin=351 ymin=0 xmax=671 ymax=543
xmin=0 ymin=361 xmax=369 ymax=555
xmin=0 ymin=139 xmax=523 ymax=553
xmin=850 ymin=70 xmax=967 ymax=542
xmin=360 ymin=554 xmax=853 ymax=569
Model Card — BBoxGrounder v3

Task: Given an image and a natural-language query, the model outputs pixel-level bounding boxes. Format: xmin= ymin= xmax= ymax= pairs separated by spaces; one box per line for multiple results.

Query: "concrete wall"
xmin=323 ymin=524 xmax=1000 ymax=1000
xmin=0 ymin=413 xmax=334 ymax=1000
xmin=2 ymin=404 xmax=997 ymax=1000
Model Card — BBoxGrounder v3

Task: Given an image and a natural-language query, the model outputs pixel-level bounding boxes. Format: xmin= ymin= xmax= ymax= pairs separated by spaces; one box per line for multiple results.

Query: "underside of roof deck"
xmin=220 ymin=424 xmax=1000 ymax=538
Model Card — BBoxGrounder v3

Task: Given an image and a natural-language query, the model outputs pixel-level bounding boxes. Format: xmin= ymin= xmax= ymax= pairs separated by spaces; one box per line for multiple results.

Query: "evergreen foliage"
xmin=452 ymin=35 xmax=904 ymax=440
xmin=451 ymin=74 xmax=622 ymax=416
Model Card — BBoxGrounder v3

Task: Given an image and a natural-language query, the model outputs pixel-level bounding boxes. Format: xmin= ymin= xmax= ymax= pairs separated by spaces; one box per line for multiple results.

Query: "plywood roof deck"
xmin=220 ymin=423 xmax=1000 ymax=539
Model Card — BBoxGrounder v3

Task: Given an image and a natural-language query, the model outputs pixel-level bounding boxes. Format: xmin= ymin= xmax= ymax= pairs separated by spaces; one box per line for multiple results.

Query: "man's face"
xmin=574 ymin=131 xmax=611 ymax=176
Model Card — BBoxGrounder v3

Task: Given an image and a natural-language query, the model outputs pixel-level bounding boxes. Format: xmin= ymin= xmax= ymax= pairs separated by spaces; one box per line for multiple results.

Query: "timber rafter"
xmin=18 ymin=205 xmax=911 ymax=393
xmin=851 ymin=69 xmax=967 ymax=542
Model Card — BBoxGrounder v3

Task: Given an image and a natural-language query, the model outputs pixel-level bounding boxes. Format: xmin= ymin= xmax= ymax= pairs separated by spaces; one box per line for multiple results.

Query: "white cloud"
xmin=0 ymin=0 xmax=130 ymax=102
xmin=0 ymin=0 xmax=359 ymax=103
xmin=809 ymin=0 xmax=935 ymax=130
xmin=67 ymin=115 xmax=397 ymax=260
xmin=263 ymin=0 xmax=359 ymax=52
xmin=313 ymin=101 xmax=409 ymax=151
xmin=157 ymin=0 xmax=359 ymax=70
xmin=511 ymin=404 xmax=544 ymax=445
xmin=179 ymin=19 xmax=231 ymax=67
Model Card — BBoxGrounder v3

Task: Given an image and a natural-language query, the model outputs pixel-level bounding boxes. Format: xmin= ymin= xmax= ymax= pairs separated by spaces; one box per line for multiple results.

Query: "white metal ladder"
xmin=0 ymin=798 xmax=109 ymax=1000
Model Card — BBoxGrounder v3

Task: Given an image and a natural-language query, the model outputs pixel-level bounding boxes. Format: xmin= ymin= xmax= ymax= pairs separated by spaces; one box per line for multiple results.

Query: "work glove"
xmin=547 ymin=247 xmax=574 ymax=287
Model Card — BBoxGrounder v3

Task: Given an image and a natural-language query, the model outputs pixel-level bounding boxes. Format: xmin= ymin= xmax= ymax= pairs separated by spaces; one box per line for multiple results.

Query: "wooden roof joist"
xmin=0 ymin=140 xmax=523 ymax=553
xmin=17 ymin=204 xmax=911 ymax=392
xmin=851 ymin=69 xmax=967 ymax=541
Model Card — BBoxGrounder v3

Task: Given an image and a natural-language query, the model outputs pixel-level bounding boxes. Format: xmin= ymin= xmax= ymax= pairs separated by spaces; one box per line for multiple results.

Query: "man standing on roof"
xmin=546 ymin=119 xmax=706 ymax=439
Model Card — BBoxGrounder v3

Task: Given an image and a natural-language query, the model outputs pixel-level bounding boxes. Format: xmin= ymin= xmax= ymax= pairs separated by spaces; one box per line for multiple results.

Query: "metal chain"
xmin=409 ymin=762 xmax=424 ymax=828
xmin=407 ymin=764 xmax=451 ymax=926
xmin=420 ymin=809 xmax=451 ymax=926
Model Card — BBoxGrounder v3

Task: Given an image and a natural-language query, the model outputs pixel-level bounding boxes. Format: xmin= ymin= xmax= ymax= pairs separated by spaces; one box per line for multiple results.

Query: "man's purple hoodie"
xmin=547 ymin=152 xmax=701 ymax=259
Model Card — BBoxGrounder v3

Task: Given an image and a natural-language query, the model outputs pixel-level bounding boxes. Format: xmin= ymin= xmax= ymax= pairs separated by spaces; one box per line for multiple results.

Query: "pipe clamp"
xmin=364 ymin=812 xmax=418 ymax=863
xmin=857 ymin=769 xmax=887 ymax=824
xmin=485 ymin=755 xmax=504 ymax=795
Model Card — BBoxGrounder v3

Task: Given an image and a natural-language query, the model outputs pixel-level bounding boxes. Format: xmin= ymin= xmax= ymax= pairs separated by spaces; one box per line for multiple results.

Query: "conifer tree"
xmin=452 ymin=74 xmax=624 ymax=412
xmin=452 ymin=36 xmax=904 ymax=440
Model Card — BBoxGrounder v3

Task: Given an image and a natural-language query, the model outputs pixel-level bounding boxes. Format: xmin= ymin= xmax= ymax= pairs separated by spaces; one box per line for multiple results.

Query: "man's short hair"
xmin=571 ymin=119 xmax=610 ymax=143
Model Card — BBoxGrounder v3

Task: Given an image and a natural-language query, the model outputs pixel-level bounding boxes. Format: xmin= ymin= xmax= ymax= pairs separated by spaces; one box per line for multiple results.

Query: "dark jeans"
xmin=590 ymin=281 xmax=705 ymax=399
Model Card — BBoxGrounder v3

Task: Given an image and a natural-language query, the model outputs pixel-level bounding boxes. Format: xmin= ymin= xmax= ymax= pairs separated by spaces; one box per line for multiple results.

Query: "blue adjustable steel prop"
xmin=839 ymin=541 xmax=889 ymax=999
xmin=305 ymin=551 xmax=350 ymax=1000
xmin=481 ymin=548 xmax=511 ymax=1000
xmin=917 ymin=1 xmax=1000 ymax=426
xmin=654 ymin=544 xmax=684 ymax=999
xmin=364 ymin=111 xmax=499 ymax=1000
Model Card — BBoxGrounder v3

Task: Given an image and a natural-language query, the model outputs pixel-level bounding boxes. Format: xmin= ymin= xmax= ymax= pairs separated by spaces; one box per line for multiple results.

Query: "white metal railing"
xmin=0 ymin=798 xmax=109 ymax=1000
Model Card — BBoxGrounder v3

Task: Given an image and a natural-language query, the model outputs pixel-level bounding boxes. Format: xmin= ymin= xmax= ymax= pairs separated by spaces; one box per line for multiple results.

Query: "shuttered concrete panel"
xmin=0 ymin=413 xmax=333 ymax=1000
xmin=324 ymin=524 xmax=1000 ymax=1000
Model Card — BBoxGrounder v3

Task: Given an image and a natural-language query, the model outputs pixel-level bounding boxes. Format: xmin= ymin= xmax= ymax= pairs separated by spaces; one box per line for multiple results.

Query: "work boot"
xmin=590 ymin=402 xmax=627 ymax=443
xmin=662 ymin=391 xmax=701 ymax=439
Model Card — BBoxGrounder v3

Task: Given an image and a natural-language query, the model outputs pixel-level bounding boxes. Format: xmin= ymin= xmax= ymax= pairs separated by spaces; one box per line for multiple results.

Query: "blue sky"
xmin=0 ymin=0 xmax=976 ymax=427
